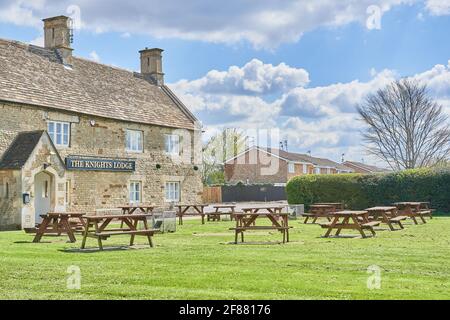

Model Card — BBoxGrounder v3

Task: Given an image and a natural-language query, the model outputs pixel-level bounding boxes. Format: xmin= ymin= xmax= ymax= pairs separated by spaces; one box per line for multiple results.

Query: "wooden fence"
xmin=203 ymin=186 xmax=222 ymax=203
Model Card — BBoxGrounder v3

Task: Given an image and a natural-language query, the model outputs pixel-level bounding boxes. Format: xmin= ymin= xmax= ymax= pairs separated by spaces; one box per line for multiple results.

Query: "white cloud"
xmin=172 ymin=59 xmax=309 ymax=96
xmin=425 ymin=0 xmax=450 ymax=15
xmin=170 ymin=59 xmax=450 ymax=164
xmin=88 ymin=51 xmax=100 ymax=62
xmin=0 ymin=0 xmax=418 ymax=49
xmin=29 ymin=35 xmax=44 ymax=46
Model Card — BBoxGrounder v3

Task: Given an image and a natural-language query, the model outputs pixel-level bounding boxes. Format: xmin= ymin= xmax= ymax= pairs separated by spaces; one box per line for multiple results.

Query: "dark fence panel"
xmin=221 ymin=184 xmax=286 ymax=203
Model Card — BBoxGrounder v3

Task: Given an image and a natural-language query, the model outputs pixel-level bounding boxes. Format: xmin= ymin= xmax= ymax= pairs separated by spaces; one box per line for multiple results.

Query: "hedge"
xmin=286 ymin=168 xmax=450 ymax=213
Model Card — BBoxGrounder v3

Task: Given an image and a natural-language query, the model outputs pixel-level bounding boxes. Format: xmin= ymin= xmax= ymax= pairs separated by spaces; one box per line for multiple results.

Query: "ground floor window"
xmin=65 ymin=180 xmax=71 ymax=205
xmin=165 ymin=182 xmax=180 ymax=202
xmin=129 ymin=181 xmax=141 ymax=204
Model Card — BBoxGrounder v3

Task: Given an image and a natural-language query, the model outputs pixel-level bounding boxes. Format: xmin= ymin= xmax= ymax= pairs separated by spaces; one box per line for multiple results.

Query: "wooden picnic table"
xmin=303 ymin=204 xmax=336 ymax=224
xmin=365 ymin=206 xmax=407 ymax=231
xmin=176 ymin=204 xmax=209 ymax=225
xmin=206 ymin=204 xmax=236 ymax=222
xmin=393 ymin=202 xmax=427 ymax=224
xmin=314 ymin=203 xmax=345 ymax=210
xmin=320 ymin=210 xmax=380 ymax=238
xmin=118 ymin=205 xmax=155 ymax=215
xmin=118 ymin=205 xmax=156 ymax=228
xmin=33 ymin=212 xmax=85 ymax=243
xmin=81 ymin=214 xmax=157 ymax=250
xmin=231 ymin=212 xmax=291 ymax=244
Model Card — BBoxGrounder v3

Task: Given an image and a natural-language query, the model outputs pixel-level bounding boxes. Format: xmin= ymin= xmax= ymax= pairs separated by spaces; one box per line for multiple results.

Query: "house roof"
xmin=343 ymin=161 xmax=390 ymax=173
xmin=0 ymin=38 xmax=197 ymax=130
xmin=0 ymin=131 xmax=45 ymax=169
xmin=227 ymin=146 xmax=354 ymax=172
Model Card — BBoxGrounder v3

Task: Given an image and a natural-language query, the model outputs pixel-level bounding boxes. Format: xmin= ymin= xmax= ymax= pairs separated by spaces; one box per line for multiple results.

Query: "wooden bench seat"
xmin=95 ymin=230 xmax=157 ymax=237
xmin=390 ymin=216 xmax=407 ymax=222
xmin=362 ymin=221 xmax=380 ymax=228
xmin=230 ymin=226 xmax=291 ymax=231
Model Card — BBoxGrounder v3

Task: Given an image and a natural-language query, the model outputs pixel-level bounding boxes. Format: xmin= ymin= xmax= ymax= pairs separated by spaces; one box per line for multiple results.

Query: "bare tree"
xmin=357 ymin=79 xmax=450 ymax=170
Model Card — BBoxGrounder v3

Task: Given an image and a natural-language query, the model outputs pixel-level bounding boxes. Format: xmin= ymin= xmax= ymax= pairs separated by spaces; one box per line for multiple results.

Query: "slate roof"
xmin=228 ymin=147 xmax=354 ymax=172
xmin=0 ymin=38 xmax=197 ymax=130
xmin=343 ymin=161 xmax=390 ymax=173
xmin=0 ymin=131 xmax=45 ymax=169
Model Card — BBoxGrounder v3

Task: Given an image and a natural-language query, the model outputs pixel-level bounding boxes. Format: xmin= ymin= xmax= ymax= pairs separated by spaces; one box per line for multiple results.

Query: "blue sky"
xmin=1 ymin=0 xmax=449 ymax=165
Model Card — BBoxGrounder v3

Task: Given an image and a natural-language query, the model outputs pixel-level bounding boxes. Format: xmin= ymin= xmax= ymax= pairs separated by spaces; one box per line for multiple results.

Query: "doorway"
xmin=34 ymin=171 xmax=53 ymax=224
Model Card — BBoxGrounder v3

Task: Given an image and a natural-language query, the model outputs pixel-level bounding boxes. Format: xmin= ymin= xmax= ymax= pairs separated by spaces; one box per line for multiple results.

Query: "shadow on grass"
xmin=61 ymin=245 xmax=152 ymax=254
xmin=319 ymin=235 xmax=375 ymax=239
xmin=224 ymin=241 xmax=286 ymax=245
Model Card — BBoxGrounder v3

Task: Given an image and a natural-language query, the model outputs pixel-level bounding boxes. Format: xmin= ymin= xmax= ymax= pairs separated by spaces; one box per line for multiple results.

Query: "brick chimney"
xmin=43 ymin=16 xmax=73 ymax=65
xmin=140 ymin=48 xmax=165 ymax=85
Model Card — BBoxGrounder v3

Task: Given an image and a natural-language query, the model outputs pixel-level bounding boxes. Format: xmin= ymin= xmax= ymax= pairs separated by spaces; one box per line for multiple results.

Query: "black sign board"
xmin=66 ymin=157 xmax=135 ymax=172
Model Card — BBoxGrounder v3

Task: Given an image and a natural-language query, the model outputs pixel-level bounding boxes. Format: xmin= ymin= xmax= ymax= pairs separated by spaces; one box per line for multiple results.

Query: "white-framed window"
xmin=315 ymin=168 xmax=321 ymax=175
xmin=48 ymin=121 xmax=70 ymax=147
xmin=327 ymin=168 xmax=331 ymax=174
xmin=165 ymin=134 xmax=180 ymax=155
xmin=165 ymin=182 xmax=180 ymax=202
xmin=303 ymin=164 xmax=308 ymax=174
xmin=129 ymin=181 xmax=141 ymax=204
xmin=126 ymin=130 xmax=143 ymax=153
xmin=288 ymin=162 xmax=295 ymax=173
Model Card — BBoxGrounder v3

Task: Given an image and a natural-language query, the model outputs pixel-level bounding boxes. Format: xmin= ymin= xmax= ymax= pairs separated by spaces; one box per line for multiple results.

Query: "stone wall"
xmin=0 ymin=169 xmax=22 ymax=230
xmin=0 ymin=101 xmax=203 ymax=220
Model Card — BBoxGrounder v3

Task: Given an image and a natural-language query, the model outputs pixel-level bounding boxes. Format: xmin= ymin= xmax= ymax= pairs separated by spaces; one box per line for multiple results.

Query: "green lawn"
xmin=1 ymin=217 xmax=450 ymax=300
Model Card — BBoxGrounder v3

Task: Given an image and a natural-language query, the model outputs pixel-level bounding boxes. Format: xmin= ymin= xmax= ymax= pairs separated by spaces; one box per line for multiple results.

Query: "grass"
xmin=1 ymin=216 xmax=450 ymax=300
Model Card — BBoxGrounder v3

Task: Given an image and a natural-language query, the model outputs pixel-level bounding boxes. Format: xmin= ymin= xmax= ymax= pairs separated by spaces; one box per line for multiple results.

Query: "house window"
xmin=5 ymin=182 xmax=9 ymax=199
xmin=165 ymin=134 xmax=180 ymax=155
xmin=288 ymin=162 xmax=295 ymax=173
xmin=315 ymin=168 xmax=321 ymax=175
xmin=165 ymin=182 xmax=180 ymax=202
xmin=303 ymin=165 xmax=308 ymax=174
xmin=327 ymin=168 xmax=331 ymax=174
xmin=65 ymin=180 xmax=71 ymax=205
xmin=48 ymin=121 xmax=70 ymax=147
xmin=126 ymin=130 xmax=143 ymax=153
xmin=129 ymin=181 xmax=141 ymax=204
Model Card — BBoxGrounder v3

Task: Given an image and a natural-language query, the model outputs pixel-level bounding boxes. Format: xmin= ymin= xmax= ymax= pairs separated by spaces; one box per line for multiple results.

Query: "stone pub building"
xmin=0 ymin=16 xmax=203 ymax=230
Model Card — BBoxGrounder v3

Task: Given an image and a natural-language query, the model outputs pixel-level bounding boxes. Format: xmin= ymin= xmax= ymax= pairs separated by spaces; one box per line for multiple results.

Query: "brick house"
xmin=224 ymin=146 xmax=353 ymax=185
xmin=0 ymin=16 xmax=203 ymax=230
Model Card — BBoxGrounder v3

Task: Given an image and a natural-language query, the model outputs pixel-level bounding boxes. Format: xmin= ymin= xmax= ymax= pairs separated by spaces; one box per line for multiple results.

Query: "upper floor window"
xmin=126 ymin=130 xmax=143 ymax=153
xmin=165 ymin=134 xmax=180 ymax=155
xmin=48 ymin=121 xmax=70 ymax=147
xmin=288 ymin=162 xmax=295 ymax=173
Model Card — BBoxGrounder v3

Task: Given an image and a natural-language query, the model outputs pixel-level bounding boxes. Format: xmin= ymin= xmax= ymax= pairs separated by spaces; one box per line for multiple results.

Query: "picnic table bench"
xmin=393 ymin=202 xmax=428 ymax=224
xmin=81 ymin=214 xmax=157 ymax=250
xmin=320 ymin=210 xmax=379 ymax=238
xmin=206 ymin=205 xmax=236 ymax=222
xmin=117 ymin=205 xmax=156 ymax=228
xmin=176 ymin=204 xmax=208 ymax=225
xmin=303 ymin=204 xmax=336 ymax=224
xmin=314 ymin=203 xmax=345 ymax=210
xmin=230 ymin=206 xmax=290 ymax=244
xmin=33 ymin=212 xmax=85 ymax=243
xmin=365 ymin=206 xmax=407 ymax=231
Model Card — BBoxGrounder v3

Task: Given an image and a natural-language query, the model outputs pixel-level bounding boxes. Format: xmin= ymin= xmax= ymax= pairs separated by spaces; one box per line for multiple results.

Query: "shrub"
xmin=286 ymin=168 xmax=450 ymax=212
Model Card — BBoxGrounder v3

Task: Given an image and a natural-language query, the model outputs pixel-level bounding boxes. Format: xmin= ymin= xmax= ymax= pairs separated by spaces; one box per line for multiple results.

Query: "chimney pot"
xmin=43 ymin=15 xmax=73 ymax=65
xmin=140 ymin=48 xmax=165 ymax=85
